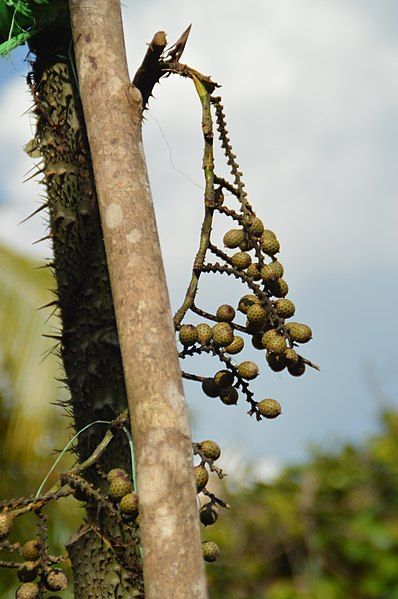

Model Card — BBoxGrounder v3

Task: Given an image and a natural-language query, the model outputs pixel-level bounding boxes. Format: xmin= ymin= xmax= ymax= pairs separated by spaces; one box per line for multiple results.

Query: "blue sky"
xmin=0 ymin=0 xmax=397 ymax=476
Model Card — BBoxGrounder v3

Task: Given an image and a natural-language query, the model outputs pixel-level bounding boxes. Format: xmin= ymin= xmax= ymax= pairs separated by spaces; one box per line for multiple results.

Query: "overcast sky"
xmin=0 ymin=0 xmax=397 ymax=475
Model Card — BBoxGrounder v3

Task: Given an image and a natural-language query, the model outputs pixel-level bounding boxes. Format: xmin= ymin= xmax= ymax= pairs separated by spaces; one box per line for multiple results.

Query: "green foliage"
xmin=0 ymin=0 xmax=67 ymax=56
xmin=207 ymin=411 xmax=398 ymax=599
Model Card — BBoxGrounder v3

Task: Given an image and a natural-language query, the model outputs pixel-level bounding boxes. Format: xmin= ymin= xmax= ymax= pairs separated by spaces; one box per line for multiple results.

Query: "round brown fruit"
xmin=109 ymin=477 xmax=132 ymax=501
xmin=285 ymin=322 xmax=312 ymax=343
xmin=196 ymin=323 xmax=212 ymax=345
xmin=202 ymin=378 xmax=220 ymax=398
xmin=224 ymin=336 xmax=244 ymax=355
xmin=214 ymin=370 xmax=234 ymax=388
xmin=237 ymin=361 xmax=259 ymax=380
xmin=219 ymin=386 xmax=239 ymax=405
xmin=21 ymin=540 xmax=40 ymax=562
xmin=275 ymin=299 xmax=295 ymax=318
xmin=216 ymin=304 xmax=236 ymax=323
xmin=230 ymin=251 xmax=252 ymax=270
xmin=199 ymin=440 xmax=221 ymax=461
xmin=179 ymin=324 xmax=198 ymax=346
xmin=238 ymin=295 xmax=261 ymax=314
xmin=200 ymin=505 xmax=218 ymax=526
xmin=120 ymin=492 xmax=139 ymax=517
xmin=194 ymin=465 xmax=209 ymax=492
xmin=223 ymin=228 xmax=245 ymax=249
xmin=258 ymin=399 xmax=282 ymax=419
xmin=212 ymin=322 xmax=234 ymax=347
xmin=202 ymin=541 xmax=221 ymax=563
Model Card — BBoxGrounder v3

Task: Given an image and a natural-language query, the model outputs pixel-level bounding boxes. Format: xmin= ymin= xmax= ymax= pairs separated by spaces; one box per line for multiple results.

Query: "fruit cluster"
xmin=107 ymin=468 xmax=139 ymax=521
xmin=192 ymin=439 xmax=228 ymax=563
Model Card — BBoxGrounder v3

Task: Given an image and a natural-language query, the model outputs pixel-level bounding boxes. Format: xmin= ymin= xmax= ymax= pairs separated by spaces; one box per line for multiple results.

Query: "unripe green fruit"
xmin=285 ymin=348 xmax=299 ymax=363
xmin=258 ymin=399 xmax=282 ymax=419
xmin=247 ymin=216 xmax=264 ymax=237
xmin=200 ymin=440 xmax=221 ymax=461
xmin=223 ymin=228 xmax=245 ymax=248
xmin=266 ymin=352 xmax=287 ymax=372
xmin=214 ymin=370 xmax=234 ymax=388
xmin=261 ymin=261 xmax=284 ymax=283
xmin=219 ymin=386 xmax=239 ymax=405
xmin=109 ymin=477 xmax=132 ymax=501
xmin=202 ymin=378 xmax=220 ymax=398
xmin=16 ymin=583 xmax=39 ymax=599
xmin=224 ymin=336 xmax=244 ymax=355
xmin=194 ymin=465 xmax=209 ymax=492
xmin=246 ymin=263 xmax=262 ymax=280
xmin=275 ymin=299 xmax=295 ymax=318
xmin=200 ymin=505 xmax=218 ymax=526
xmin=202 ymin=541 xmax=220 ymax=563
xmin=21 ymin=540 xmax=40 ymax=561
xmin=120 ymin=492 xmax=139 ymax=517
xmin=247 ymin=304 xmax=267 ymax=324
xmin=179 ymin=324 xmax=198 ymax=346
xmin=230 ymin=251 xmax=252 ymax=270
xmin=268 ymin=278 xmax=289 ymax=298
xmin=0 ymin=512 xmax=13 ymax=540
xmin=288 ymin=359 xmax=306 ymax=377
xmin=261 ymin=236 xmax=280 ymax=256
xmin=212 ymin=322 xmax=234 ymax=347
xmin=237 ymin=361 xmax=259 ymax=380
xmin=196 ymin=323 xmax=212 ymax=345
xmin=107 ymin=469 xmax=128 ymax=485
xmin=216 ymin=304 xmax=236 ymax=323
xmin=17 ymin=562 xmax=38 ymax=583
xmin=286 ymin=322 xmax=312 ymax=343
xmin=238 ymin=294 xmax=261 ymax=314
xmin=45 ymin=569 xmax=68 ymax=592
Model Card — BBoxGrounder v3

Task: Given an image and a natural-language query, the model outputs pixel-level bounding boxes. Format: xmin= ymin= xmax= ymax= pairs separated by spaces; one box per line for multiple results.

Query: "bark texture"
xmin=69 ymin=1 xmax=208 ymax=598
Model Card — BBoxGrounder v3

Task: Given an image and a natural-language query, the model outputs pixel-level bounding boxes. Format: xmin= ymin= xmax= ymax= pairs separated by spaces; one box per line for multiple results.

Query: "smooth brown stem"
xmin=68 ymin=2 xmax=208 ymax=598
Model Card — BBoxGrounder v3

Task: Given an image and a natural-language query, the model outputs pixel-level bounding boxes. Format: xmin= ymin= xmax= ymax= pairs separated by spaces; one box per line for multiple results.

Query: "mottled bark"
xmin=68 ymin=1 xmax=208 ymax=597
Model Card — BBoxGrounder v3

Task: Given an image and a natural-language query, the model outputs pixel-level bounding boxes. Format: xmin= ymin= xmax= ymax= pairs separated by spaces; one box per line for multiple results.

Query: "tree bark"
xmin=68 ymin=2 xmax=208 ymax=598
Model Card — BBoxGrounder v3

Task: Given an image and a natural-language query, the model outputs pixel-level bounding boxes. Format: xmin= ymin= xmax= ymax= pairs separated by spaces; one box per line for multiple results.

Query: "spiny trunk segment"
xmin=29 ymin=27 xmax=143 ymax=597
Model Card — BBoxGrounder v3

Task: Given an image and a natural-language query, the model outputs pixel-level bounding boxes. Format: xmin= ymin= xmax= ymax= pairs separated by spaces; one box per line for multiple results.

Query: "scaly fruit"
xmin=200 ymin=504 xmax=218 ymax=526
xmin=16 ymin=583 xmax=39 ymax=599
xmin=196 ymin=323 xmax=213 ymax=345
xmin=261 ymin=235 xmax=280 ymax=256
xmin=230 ymin=251 xmax=252 ymax=270
xmin=224 ymin=336 xmax=244 ymax=355
xmin=284 ymin=348 xmax=299 ymax=363
xmin=21 ymin=540 xmax=40 ymax=561
xmin=262 ymin=330 xmax=286 ymax=354
xmin=109 ymin=476 xmax=132 ymax=501
xmin=286 ymin=322 xmax=312 ymax=343
xmin=268 ymin=278 xmax=289 ymax=298
xmin=17 ymin=562 xmax=38 ymax=583
xmin=247 ymin=304 xmax=267 ymax=324
xmin=219 ymin=386 xmax=239 ymax=405
xmin=238 ymin=294 xmax=261 ymax=314
xmin=216 ymin=304 xmax=236 ymax=323
xmin=0 ymin=512 xmax=13 ymax=539
xmin=266 ymin=352 xmax=287 ymax=372
xmin=212 ymin=322 xmax=234 ymax=347
xmin=45 ymin=569 xmax=68 ymax=592
xmin=202 ymin=378 xmax=220 ymax=398
xmin=261 ymin=261 xmax=284 ymax=283
xmin=261 ymin=329 xmax=281 ymax=346
xmin=247 ymin=216 xmax=264 ymax=237
xmin=202 ymin=541 xmax=220 ymax=563
xmin=179 ymin=324 xmax=198 ymax=346
xmin=246 ymin=263 xmax=262 ymax=280
xmin=288 ymin=359 xmax=306 ymax=377
xmin=252 ymin=334 xmax=266 ymax=350
xmin=275 ymin=299 xmax=295 ymax=318
xmin=194 ymin=465 xmax=209 ymax=492
xmin=223 ymin=228 xmax=245 ymax=248
xmin=237 ymin=361 xmax=259 ymax=380
xmin=261 ymin=229 xmax=277 ymax=239
xmin=199 ymin=440 xmax=221 ymax=461
xmin=107 ymin=468 xmax=128 ymax=484
xmin=258 ymin=399 xmax=282 ymax=419
xmin=214 ymin=370 xmax=234 ymax=388
xmin=120 ymin=492 xmax=139 ymax=517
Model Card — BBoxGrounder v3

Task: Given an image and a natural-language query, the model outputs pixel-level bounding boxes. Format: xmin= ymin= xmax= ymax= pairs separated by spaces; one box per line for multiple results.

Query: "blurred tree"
xmin=206 ymin=411 xmax=398 ymax=599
